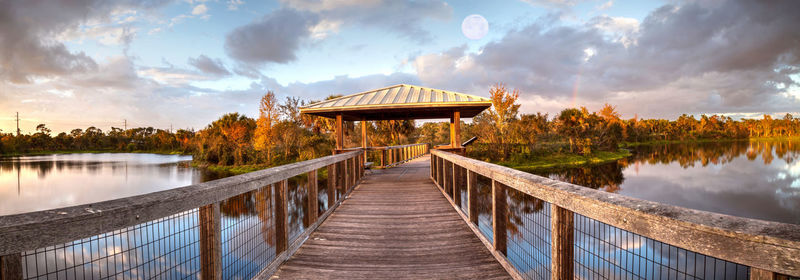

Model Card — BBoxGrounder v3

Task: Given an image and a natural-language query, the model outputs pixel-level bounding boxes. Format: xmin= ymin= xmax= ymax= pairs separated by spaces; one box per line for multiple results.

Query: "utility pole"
xmin=124 ymin=119 xmax=127 ymax=130
xmin=170 ymin=124 xmax=173 ymax=133
xmin=15 ymin=112 xmax=20 ymax=136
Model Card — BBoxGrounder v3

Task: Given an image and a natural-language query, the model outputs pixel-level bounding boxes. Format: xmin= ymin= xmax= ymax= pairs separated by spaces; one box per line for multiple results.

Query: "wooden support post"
xmin=551 ymin=204 xmax=574 ymax=279
xmin=492 ymin=180 xmax=507 ymax=255
xmin=307 ymin=170 xmax=318 ymax=223
xmin=361 ymin=118 xmax=368 ymax=163
xmin=1 ymin=253 xmax=22 ymax=280
xmin=450 ymin=111 xmax=461 ymax=148
xmin=430 ymin=155 xmax=435 ymax=178
xmin=750 ymin=268 xmax=789 ymax=280
xmin=199 ymin=203 xmax=221 ymax=280
xmin=275 ymin=180 xmax=289 ymax=254
xmin=453 ymin=164 xmax=461 ymax=206
xmin=335 ymin=114 xmax=344 ymax=152
xmin=327 ymin=164 xmax=335 ymax=207
xmin=467 ymin=170 xmax=478 ymax=225
xmin=380 ymin=149 xmax=385 ymax=167
xmin=349 ymin=158 xmax=355 ymax=189
xmin=442 ymin=159 xmax=450 ymax=194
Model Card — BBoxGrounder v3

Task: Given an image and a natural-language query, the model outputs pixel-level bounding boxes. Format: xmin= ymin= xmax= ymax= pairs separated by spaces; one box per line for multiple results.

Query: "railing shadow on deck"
xmin=0 ymin=150 xmax=375 ymax=279
xmin=430 ymin=150 xmax=800 ymax=280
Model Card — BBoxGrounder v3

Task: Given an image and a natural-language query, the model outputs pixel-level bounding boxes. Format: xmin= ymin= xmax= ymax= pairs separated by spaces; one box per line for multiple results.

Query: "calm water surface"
xmin=528 ymin=140 xmax=800 ymax=224
xmin=0 ymin=153 xmax=226 ymax=216
xmin=0 ymin=153 xmax=322 ymax=279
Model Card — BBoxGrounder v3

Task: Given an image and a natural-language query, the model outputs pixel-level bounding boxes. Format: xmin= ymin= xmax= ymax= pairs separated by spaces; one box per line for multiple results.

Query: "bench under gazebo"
xmin=299 ymin=84 xmax=492 ymax=157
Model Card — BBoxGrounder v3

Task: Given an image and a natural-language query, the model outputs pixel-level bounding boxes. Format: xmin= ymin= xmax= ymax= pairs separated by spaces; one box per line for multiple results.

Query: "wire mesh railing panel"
xmin=21 ymin=209 xmax=202 ymax=279
xmin=335 ymin=161 xmax=345 ymax=201
xmin=317 ymin=166 xmax=330 ymax=217
xmin=475 ymin=173 xmax=494 ymax=243
xmin=444 ymin=161 xmax=453 ymax=197
xmin=219 ymin=185 xmax=277 ymax=280
xmin=456 ymin=165 xmax=468 ymax=214
xmin=287 ymin=173 xmax=309 ymax=243
xmin=574 ymin=213 xmax=750 ymax=280
xmin=505 ymin=187 xmax=552 ymax=280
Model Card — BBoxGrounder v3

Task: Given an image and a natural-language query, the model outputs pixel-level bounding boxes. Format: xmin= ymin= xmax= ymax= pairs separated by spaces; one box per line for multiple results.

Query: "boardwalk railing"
xmin=430 ymin=150 xmax=800 ymax=280
xmin=366 ymin=143 xmax=429 ymax=168
xmin=0 ymin=150 xmax=365 ymax=279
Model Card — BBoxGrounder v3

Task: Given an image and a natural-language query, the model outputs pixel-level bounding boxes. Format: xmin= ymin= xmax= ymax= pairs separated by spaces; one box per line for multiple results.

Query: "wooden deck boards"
xmin=270 ymin=155 xmax=511 ymax=279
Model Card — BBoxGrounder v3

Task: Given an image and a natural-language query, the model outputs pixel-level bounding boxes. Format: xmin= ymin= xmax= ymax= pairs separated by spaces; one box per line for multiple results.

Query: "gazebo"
xmin=300 ymin=84 xmax=492 ymax=156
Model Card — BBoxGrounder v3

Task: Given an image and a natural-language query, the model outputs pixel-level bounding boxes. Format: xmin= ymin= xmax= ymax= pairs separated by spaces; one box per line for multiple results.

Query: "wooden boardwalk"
xmin=271 ymin=155 xmax=511 ymax=279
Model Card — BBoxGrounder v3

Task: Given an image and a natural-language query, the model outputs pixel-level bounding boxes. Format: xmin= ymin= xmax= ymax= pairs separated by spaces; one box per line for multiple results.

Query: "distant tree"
xmin=254 ymin=91 xmax=280 ymax=162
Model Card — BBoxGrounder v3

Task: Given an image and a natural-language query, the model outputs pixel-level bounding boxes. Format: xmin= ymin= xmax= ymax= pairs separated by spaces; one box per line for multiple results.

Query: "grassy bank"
xmin=620 ymin=136 xmax=800 ymax=148
xmin=494 ymin=149 xmax=632 ymax=171
xmin=1 ymin=149 xmax=188 ymax=157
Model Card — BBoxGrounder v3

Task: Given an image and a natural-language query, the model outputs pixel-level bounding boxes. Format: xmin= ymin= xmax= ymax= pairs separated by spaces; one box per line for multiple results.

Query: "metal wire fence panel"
xmin=475 ymin=173 xmax=494 ymax=243
xmin=220 ymin=186 xmax=277 ymax=280
xmin=456 ymin=165 xmax=468 ymax=215
xmin=574 ymin=213 xmax=750 ymax=280
xmin=316 ymin=166 xmax=330 ymax=217
xmin=335 ymin=161 xmax=345 ymax=201
xmin=505 ymin=187 xmax=552 ymax=280
xmin=287 ymin=173 xmax=309 ymax=243
xmin=21 ymin=209 xmax=202 ymax=279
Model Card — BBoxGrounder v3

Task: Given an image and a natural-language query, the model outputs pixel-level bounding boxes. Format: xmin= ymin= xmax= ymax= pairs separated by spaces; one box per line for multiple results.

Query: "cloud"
xmin=227 ymin=0 xmax=245 ymax=11
xmin=0 ymin=0 xmax=167 ymax=84
xmin=188 ymin=55 xmax=231 ymax=76
xmin=280 ymin=0 xmax=452 ymax=41
xmin=192 ymin=4 xmax=208 ymax=15
xmin=224 ymin=0 xmax=452 ymax=65
xmin=410 ymin=0 xmax=800 ymax=118
xmin=224 ymin=8 xmax=320 ymax=64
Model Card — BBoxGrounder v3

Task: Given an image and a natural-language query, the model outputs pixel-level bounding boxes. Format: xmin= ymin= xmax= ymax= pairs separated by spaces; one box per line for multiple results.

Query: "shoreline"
xmin=0 ymin=150 xmax=189 ymax=157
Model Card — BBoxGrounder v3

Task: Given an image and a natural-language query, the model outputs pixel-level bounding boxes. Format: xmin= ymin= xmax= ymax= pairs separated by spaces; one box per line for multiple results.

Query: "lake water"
xmin=0 ymin=153 xmax=323 ymax=279
xmin=0 ymin=153 xmax=226 ymax=216
xmin=527 ymin=140 xmax=800 ymax=225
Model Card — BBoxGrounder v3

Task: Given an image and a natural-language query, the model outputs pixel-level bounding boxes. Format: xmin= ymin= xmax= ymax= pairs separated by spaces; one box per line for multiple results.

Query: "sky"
xmin=1 ymin=0 xmax=799 ymax=134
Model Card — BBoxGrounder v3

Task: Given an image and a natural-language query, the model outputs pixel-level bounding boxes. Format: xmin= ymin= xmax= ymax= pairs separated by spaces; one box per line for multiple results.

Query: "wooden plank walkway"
xmin=271 ymin=155 xmax=511 ymax=279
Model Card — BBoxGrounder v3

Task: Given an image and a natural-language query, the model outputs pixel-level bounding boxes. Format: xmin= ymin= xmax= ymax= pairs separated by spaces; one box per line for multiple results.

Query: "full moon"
xmin=461 ymin=14 xmax=488 ymax=40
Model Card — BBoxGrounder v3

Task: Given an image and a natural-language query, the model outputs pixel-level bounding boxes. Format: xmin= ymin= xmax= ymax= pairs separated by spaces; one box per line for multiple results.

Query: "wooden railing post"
xmin=467 ymin=170 xmax=478 ymax=225
xmin=275 ymin=180 xmax=289 ymax=254
xmin=430 ymin=155 xmax=436 ymax=178
xmin=750 ymin=268 xmax=789 ymax=280
xmin=0 ymin=253 xmax=22 ymax=280
xmin=199 ymin=202 xmax=222 ymax=280
xmin=307 ymin=169 xmax=318 ymax=223
xmin=492 ymin=180 xmax=507 ymax=255
xmin=380 ymin=149 xmax=385 ymax=167
xmin=453 ymin=164 xmax=461 ymax=206
xmin=551 ymin=204 xmax=574 ymax=279
xmin=327 ymin=164 xmax=336 ymax=207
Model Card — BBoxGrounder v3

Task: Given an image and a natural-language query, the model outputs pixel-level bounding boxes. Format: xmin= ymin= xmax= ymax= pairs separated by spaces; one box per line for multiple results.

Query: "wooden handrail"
xmin=364 ymin=143 xmax=430 ymax=168
xmin=431 ymin=150 xmax=800 ymax=277
xmin=0 ymin=150 xmax=362 ymax=257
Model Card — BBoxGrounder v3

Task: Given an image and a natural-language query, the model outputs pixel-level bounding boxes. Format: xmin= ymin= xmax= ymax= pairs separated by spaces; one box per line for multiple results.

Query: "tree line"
xmin=3 ymin=84 xmax=799 ymax=167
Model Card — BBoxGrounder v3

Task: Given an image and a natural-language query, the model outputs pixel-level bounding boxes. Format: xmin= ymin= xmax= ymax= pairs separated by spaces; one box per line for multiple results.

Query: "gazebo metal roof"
xmin=300 ymin=84 xmax=492 ymax=121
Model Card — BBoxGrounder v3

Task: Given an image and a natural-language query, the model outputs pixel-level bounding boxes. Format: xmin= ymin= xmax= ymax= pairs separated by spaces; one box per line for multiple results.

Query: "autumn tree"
xmin=254 ymin=91 xmax=280 ymax=162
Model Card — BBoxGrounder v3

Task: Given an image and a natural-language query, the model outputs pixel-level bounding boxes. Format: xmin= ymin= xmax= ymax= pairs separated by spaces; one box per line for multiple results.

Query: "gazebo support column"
xmin=335 ymin=114 xmax=344 ymax=153
xmin=361 ymin=117 xmax=368 ymax=163
xmin=450 ymin=111 xmax=461 ymax=148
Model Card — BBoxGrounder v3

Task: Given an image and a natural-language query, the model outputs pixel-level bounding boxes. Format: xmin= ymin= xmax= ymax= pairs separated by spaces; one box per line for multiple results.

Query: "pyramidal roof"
xmin=302 ymin=84 xmax=490 ymax=110
xmin=300 ymin=84 xmax=492 ymax=120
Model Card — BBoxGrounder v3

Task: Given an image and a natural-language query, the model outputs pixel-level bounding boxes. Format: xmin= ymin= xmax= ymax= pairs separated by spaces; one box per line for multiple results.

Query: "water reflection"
xmin=0 ymin=153 xmax=224 ymax=216
xmin=522 ymin=140 xmax=800 ymax=224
